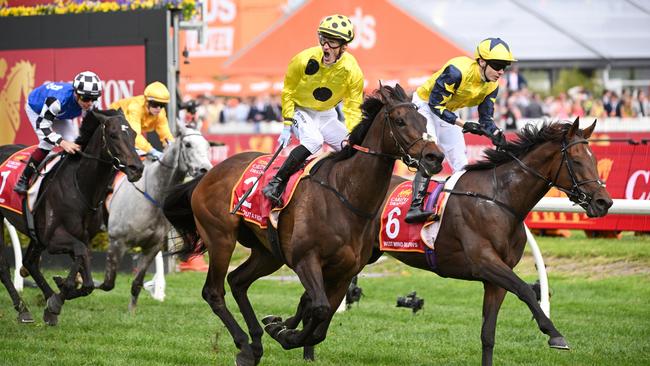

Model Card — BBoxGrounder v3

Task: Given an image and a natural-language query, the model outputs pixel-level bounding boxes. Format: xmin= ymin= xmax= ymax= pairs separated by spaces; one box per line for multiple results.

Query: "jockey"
xmin=14 ymin=71 xmax=102 ymax=195
xmin=110 ymin=81 xmax=174 ymax=159
xmin=262 ymin=14 xmax=364 ymax=206
xmin=405 ymin=37 xmax=516 ymax=223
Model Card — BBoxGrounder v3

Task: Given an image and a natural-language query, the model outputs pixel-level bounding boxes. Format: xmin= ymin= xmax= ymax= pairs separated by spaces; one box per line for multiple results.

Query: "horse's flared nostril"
xmin=596 ymin=198 xmax=613 ymax=211
xmin=199 ymin=168 xmax=208 ymax=174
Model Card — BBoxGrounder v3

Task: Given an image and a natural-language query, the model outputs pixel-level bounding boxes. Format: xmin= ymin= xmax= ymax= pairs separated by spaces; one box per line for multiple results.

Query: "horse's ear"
xmin=583 ymin=119 xmax=597 ymax=139
xmin=568 ymin=117 xmax=580 ymax=139
xmin=175 ymin=118 xmax=187 ymax=137
xmin=377 ymin=83 xmax=392 ymax=105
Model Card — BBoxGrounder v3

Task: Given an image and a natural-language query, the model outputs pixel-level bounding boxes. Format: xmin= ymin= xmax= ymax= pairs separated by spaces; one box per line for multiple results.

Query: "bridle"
xmin=77 ymin=119 xmax=128 ymax=171
xmin=352 ymin=101 xmax=434 ymax=172
xmin=154 ymin=132 xmax=205 ymax=177
xmin=506 ymin=136 xmax=605 ymax=207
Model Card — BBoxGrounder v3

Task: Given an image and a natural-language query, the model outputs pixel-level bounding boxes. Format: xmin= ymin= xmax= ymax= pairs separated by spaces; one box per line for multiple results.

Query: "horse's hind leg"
xmin=0 ymin=224 xmax=34 ymax=323
xmin=477 ymin=253 xmax=568 ymax=350
xmin=480 ymin=282 xmax=507 ymax=366
xmin=97 ymin=236 xmax=128 ymax=291
xmin=228 ymin=247 xmax=283 ymax=364
xmin=199 ymin=224 xmax=256 ymax=366
xmin=128 ymin=243 xmax=162 ymax=313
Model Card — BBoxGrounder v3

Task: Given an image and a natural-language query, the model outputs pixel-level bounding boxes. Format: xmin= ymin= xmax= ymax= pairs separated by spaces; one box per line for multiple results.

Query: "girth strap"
xmin=443 ymin=188 xmax=525 ymax=222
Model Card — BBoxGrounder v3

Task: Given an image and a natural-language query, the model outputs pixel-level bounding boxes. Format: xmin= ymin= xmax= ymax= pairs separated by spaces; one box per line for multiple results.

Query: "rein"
xmin=306 ymin=101 xmax=428 ymax=220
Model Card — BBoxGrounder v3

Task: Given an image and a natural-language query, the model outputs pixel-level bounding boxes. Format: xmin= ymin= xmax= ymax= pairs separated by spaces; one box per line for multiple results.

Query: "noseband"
xmin=507 ymin=137 xmax=605 ymax=206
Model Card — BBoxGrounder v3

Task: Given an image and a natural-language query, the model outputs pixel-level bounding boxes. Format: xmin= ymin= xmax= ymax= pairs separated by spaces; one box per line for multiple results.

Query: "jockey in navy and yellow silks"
xmin=110 ymin=82 xmax=174 ymax=158
xmin=262 ymin=14 xmax=364 ymax=206
xmin=405 ymin=37 xmax=516 ymax=223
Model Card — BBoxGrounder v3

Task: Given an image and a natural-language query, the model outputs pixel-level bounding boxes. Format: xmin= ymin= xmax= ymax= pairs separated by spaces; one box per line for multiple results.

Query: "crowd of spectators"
xmin=185 ymin=72 xmax=650 ymax=134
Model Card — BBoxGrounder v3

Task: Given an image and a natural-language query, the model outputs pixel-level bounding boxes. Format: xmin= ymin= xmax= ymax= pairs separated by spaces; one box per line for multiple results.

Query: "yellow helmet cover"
xmin=318 ymin=14 xmax=354 ymax=43
xmin=144 ymin=81 xmax=170 ymax=103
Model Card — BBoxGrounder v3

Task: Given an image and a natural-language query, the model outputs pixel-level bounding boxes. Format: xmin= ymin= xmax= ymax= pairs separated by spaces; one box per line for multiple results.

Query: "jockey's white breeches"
xmin=293 ymin=106 xmax=348 ymax=154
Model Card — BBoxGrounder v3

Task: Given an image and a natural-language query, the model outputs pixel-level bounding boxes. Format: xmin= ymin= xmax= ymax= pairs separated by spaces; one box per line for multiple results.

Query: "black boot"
xmin=404 ymin=171 xmax=436 ymax=223
xmin=262 ymin=145 xmax=311 ymax=206
xmin=13 ymin=158 xmax=38 ymax=195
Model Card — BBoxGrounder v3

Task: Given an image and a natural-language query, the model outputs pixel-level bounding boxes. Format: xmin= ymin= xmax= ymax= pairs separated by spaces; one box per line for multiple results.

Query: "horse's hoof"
xmin=549 ymin=336 xmax=570 ymax=350
xmin=46 ymin=293 xmax=64 ymax=315
xmin=17 ymin=311 xmax=35 ymax=324
xmin=235 ymin=351 xmax=256 ymax=366
xmin=261 ymin=315 xmax=282 ymax=326
xmin=264 ymin=322 xmax=287 ymax=338
xmin=43 ymin=309 xmax=58 ymax=326
xmin=128 ymin=301 xmax=137 ymax=315
xmin=19 ymin=266 xmax=29 ymax=278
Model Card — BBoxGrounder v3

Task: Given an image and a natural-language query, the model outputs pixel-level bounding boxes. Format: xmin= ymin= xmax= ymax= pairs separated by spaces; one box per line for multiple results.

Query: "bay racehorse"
xmin=284 ymin=119 xmax=613 ymax=365
xmin=0 ymin=109 xmax=143 ymax=325
xmin=96 ymin=122 xmax=212 ymax=312
xmin=163 ymin=84 xmax=444 ymax=366
xmin=372 ymin=119 xmax=611 ymax=365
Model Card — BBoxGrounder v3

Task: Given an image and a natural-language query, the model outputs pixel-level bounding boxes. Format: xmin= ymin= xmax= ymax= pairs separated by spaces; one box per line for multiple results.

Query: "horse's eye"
xmin=184 ymin=142 xmax=192 ymax=148
xmin=110 ymin=133 xmax=118 ymax=139
xmin=395 ymin=118 xmax=406 ymax=126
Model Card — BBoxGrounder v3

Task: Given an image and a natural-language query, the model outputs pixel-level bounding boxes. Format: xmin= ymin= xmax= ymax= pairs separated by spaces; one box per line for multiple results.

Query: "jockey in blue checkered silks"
xmin=14 ymin=71 xmax=102 ymax=194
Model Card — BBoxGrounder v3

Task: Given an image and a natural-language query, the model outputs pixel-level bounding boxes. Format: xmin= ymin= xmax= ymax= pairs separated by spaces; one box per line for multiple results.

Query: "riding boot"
xmin=262 ymin=145 xmax=311 ymax=206
xmin=14 ymin=150 xmax=47 ymax=195
xmin=404 ymin=171 xmax=436 ymax=223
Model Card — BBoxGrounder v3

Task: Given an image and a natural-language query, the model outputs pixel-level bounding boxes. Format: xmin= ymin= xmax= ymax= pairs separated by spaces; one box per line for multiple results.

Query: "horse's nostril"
xmin=597 ymin=198 xmax=613 ymax=210
xmin=199 ymin=168 xmax=208 ymax=174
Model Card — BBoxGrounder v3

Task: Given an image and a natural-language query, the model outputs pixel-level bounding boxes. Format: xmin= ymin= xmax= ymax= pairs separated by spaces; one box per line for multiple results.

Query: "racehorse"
xmin=96 ymin=122 xmax=212 ymax=312
xmin=0 ymin=109 xmax=143 ymax=326
xmin=372 ymin=119 xmax=612 ymax=365
xmin=162 ymin=84 xmax=444 ymax=366
xmin=0 ymin=60 xmax=35 ymax=145
xmin=282 ymin=119 xmax=613 ymax=365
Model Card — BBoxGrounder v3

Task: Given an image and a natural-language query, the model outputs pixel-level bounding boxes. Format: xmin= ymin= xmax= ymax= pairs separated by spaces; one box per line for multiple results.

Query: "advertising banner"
xmin=0 ymin=45 xmax=145 ymax=145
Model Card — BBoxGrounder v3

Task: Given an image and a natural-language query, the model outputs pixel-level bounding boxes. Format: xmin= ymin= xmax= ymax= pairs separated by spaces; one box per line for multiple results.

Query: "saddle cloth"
xmin=0 ymin=146 xmax=62 ymax=215
xmin=230 ymin=154 xmax=320 ymax=229
xmin=379 ymin=170 xmax=466 ymax=253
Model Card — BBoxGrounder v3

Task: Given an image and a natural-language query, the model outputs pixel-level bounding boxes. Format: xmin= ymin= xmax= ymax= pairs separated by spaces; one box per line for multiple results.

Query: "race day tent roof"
xmin=393 ymin=0 xmax=650 ymax=69
xmin=183 ymin=0 xmax=466 ymax=96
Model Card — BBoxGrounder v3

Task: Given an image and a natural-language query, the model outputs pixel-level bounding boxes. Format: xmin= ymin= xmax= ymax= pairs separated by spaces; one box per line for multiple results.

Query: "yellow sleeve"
xmin=343 ymin=66 xmax=364 ymax=132
xmin=154 ymin=109 xmax=175 ymax=146
xmin=124 ymin=102 xmax=153 ymax=152
xmin=281 ymin=54 xmax=303 ymax=121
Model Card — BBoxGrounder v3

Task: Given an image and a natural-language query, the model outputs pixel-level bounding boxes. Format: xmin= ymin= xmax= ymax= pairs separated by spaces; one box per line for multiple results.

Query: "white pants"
xmin=412 ymin=94 xmax=468 ymax=172
xmin=294 ymin=107 xmax=348 ymax=154
xmin=25 ymin=103 xmax=79 ymax=150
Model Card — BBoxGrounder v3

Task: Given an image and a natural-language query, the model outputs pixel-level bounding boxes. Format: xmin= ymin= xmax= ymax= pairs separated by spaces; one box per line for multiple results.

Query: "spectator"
xmin=524 ymin=92 xmax=546 ymax=118
xmin=506 ymin=65 xmax=527 ymax=92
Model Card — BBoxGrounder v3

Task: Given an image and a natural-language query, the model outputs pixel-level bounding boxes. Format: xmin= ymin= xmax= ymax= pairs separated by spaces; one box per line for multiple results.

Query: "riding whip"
xmin=230 ymin=144 xmax=284 ymax=214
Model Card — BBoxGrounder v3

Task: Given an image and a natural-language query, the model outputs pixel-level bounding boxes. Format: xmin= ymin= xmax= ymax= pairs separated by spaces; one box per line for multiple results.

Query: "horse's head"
xmin=555 ymin=118 xmax=612 ymax=217
xmin=376 ymin=84 xmax=444 ymax=176
xmin=87 ymin=109 xmax=144 ymax=182
xmin=174 ymin=121 xmax=212 ymax=177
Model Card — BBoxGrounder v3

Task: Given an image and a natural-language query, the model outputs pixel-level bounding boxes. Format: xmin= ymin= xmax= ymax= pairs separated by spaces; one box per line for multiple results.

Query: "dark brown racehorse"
xmin=369 ymin=119 xmax=611 ymax=366
xmin=0 ymin=109 xmax=143 ymax=325
xmin=163 ymin=84 xmax=444 ymax=366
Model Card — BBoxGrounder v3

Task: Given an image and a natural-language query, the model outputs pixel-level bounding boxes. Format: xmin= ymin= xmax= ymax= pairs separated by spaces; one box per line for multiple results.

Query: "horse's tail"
xmin=163 ymin=174 xmax=206 ymax=258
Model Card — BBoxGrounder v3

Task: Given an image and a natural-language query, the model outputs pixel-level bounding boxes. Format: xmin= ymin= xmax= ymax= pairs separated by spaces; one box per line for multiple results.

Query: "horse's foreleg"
xmin=0 ymin=235 xmax=34 ymax=323
xmin=97 ymin=237 xmax=128 ymax=291
xmin=56 ymin=242 xmax=94 ymax=300
xmin=480 ymin=282 xmax=507 ymax=366
xmin=128 ymin=244 xmax=162 ymax=313
xmin=22 ymin=241 xmax=54 ymax=299
xmin=228 ymin=248 xmax=283 ymax=364
xmin=477 ymin=255 xmax=568 ymax=350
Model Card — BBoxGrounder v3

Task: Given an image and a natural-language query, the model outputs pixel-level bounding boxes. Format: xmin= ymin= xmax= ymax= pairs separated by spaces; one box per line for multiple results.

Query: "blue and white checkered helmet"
xmin=73 ymin=71 xmax=102 ymax=98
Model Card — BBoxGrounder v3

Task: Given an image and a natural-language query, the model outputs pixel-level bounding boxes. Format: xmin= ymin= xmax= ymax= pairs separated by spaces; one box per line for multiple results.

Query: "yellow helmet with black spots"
xmin=318 ymin=14 xmax=354 ymax=43
xmin=144 ymin=81 xmax=170 ymax=103
xmin=474 ymin=38 xmax=517 ymax=62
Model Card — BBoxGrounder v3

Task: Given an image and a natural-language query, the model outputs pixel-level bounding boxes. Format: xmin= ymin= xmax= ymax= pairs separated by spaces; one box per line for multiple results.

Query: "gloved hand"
xmin=278 ymin=125 xmax=292 ymax=148
xmin=462 ymin=121 xmax=486 ymax=136
xmin=149 ymin=148 xmax=163 ymax=160
xmin=490 ymin=128 xmax=507 ymax=148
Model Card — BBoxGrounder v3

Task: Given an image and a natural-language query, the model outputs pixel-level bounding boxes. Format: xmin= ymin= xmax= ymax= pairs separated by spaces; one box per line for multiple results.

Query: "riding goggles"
xmin=318 ymin=34 xmax=344 ymax=49
xmin=148 ymin=101 xmax=167 ymax=109
xmin=486 ymin=60 xmax=511 ymax=72
xmin=78 ymin=95 xmax=98 ymax=102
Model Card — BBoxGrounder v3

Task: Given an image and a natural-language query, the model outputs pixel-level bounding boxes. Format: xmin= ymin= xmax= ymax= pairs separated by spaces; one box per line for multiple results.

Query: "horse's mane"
xmin=466 ymin=121 xmax=574 ymax=170
xmin=74 ymin=109 xmax=122 ymax=148
xmin=331 ymin=85 xmax=410 ymax=162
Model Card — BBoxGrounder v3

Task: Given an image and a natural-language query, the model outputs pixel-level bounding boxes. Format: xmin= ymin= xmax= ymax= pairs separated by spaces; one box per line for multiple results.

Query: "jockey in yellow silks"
xmin=262 ymin=14 xmax=365 ymax=206
xmin=110 ymin=81 xmax=174 ymax=158
xmin=405 ymin=37 xmax=516 ymax=223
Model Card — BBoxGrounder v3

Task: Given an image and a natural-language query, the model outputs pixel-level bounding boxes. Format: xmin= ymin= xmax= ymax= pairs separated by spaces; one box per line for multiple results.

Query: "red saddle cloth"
xmin=0 ymin=146 xmax=40 ymax=214
xmin=379 ymin=180 xmax=447 ymax=253
xmin=230 ymin=154 xmax=311 ymax=228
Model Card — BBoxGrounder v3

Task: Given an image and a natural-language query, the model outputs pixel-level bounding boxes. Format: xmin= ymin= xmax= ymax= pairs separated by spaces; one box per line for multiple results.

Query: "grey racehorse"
xmin=97 ymin=122 xmax=212 ymax=312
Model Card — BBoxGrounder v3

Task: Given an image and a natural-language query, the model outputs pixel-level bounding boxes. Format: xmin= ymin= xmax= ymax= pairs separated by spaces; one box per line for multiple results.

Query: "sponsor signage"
xmin=0 ymin=45 xmax=145 ymax=145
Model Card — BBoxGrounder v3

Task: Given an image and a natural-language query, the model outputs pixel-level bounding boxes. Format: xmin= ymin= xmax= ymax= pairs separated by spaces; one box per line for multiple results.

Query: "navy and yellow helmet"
xmin=318 ymin=14 xmax=354 ymax=43
xmin=474 ymin=38 xmax=517 ymax=62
